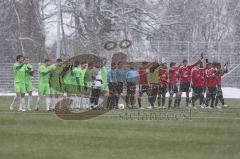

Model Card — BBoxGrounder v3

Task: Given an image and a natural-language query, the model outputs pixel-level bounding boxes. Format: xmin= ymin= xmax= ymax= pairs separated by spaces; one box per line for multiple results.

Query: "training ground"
xmin=0 ymin=96 xmax=240 ymax=159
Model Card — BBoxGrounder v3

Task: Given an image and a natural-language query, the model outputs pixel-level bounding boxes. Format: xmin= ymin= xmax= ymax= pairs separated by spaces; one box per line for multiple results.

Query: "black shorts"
xmin=117 ymin=82 xmax=123 ymax=94
xmin=127 ymin=82 xmax=136 ymax=95
xmin=207 ymin=86 xmax=217 ymax=95
xmin=139 ymin=84 xmax=149 ymax=93
xmin=168 ymin=83 xmax=178 ymax=94
xmin=149 ymin=83 xmax=159 ymax=90
xmin=216 ymin=85 xmax=223 ymax=95
xmin=180 ymin=83 xmax=190 ymax=92
xmin=158 ymin=85 xmax=167 ymax=94
xmin=192 ymin=86 xmax=204 ymax=94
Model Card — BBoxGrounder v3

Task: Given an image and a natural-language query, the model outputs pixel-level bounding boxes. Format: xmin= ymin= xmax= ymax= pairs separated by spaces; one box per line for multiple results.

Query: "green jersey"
xmin=13 ymin=62 xmax=26 ymax=84
xmin=149 ymin=69 xmax=159 ymax=84
xmin=25 ymin=64 xmax=33 ymax=84
xmin=63 ymin=70 xmax=76 ymax=85
xmin=39 ymin=64 xmax=50 ymax=84
xmin=101 ymin=65 xmax=108 ymax=91
xmin=73 ymin=67 xmax=86 ymax=86
xmin=84 ymin=69 xmax=93 ymax=87
xmin=49 ymin=64 xmax=64 ymax=88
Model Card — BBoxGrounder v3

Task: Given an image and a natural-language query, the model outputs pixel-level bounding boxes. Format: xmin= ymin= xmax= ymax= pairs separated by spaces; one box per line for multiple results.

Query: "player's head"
xmin=170 ymin=62 xmax=176 ymax=68
xmin=74 ymin=61 xmax=80 ymax=67
xmin=24 ymin=56 xmax=29 ymax=63
xmin=182 ymin=59 xmax=188 ymax=66
xmin=111 ymin=62 xmax=116 ymax=69
xmin=88 ymin=63 xmax=93 ymax=69
xmin=44 ymin=59 xmax=51 ymax=66
xmin=161 ymin=62 xmax=167 ymax=68
xmin=56 ymin=58 xmax=62 ymax=64
xmin=199 ymin=62 xmax=204 ymax=68
xmin=82 ymin=62 xmax=88 ymax=69
xmin=142 ymin=61 xmax=148 ymax=67
xmin=129 ymin=62 xmax=135 ymax=70
xmin=16 ymin=55 xmax=24 ymax=63
xmin=214 ymin=62 xmax=221 ymax=69
xmin=212 ymin=62 xmax=218 ymax=68
xmin=118 ymin=61 xmax=124 ymax=68
xmin=206 ymin=63 xmax=212 ymax=69
xmin=101 ymin=58 xmax=107 ymax=66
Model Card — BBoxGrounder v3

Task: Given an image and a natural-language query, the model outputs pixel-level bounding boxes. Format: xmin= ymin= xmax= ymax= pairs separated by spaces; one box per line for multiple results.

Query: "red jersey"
xmin=169 ymin=66 xmax=179 ymax=86
xmin=204 ymin=68 xmax=217 ymax=87
xmin=138 ymin=67 xmax=148 ymax=85
xmin=191 ymin=67 xmax=205 ymax=86
xmin=178 ymin=60 xmax=200 ymax=84
xmin=214 ymin=67 xmax=224 ymax=85
xmin=159 ymin=67 xmax=168 ymax=86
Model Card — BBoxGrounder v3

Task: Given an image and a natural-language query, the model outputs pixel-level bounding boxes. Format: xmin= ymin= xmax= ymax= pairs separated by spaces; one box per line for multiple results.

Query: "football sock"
xmin=27 ymin=96 xmax=32 ymax=109
xmin=36 ymin=96 xmax=41 ymax=109
xmin=10 ymin=96 xmax=19 ymax=107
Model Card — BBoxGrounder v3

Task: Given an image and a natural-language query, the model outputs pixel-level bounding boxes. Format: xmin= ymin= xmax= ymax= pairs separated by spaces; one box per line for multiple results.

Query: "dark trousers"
xmin=158 ymin=85 xmax=167 ymax=106
xmin=206 ymin=86 xmax=217 ymax=108
xmin=215 ymin=85 xmax=225 ymax=106
xmin=191 ymin=86 xmax=204 ymax=107
xmin=107 ymin=83 xmax=117 ymax=109
xmin=148 ymin=84 xmax=159 ymax=107
xmin=126 ymin=82 xmax=136 ymax=108
xmin=91 ymin=87 xmax=101 ymax=106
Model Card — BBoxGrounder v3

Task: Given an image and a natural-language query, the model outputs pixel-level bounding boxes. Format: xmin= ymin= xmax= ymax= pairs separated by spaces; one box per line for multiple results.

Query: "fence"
xmin=1 ymin=41 xmax=240 ymax=93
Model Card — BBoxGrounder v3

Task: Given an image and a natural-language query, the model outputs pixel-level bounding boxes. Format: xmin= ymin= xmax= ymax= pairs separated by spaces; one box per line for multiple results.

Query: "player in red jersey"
xmin=214 ymin=63 xmax=228 ymax=108
xmin=204 ymin=63 xmax=217 ymax=109
xmin=137 ymin=62 xmax=150 ymax=109
xmin=158 ymin=63 xmax=168 ymax=108
xmin=175 ymin=58 xmax=202 ymax=108
xmin=137 ymin=62 xmax=156 ymax=109
xmin=168 ymin=62 xmax=180 ymax=108
xmin=191 ymin=62 xmax=205 ymax=109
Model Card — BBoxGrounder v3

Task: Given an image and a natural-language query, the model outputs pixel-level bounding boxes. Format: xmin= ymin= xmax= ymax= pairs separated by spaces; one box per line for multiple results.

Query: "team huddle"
xmin=10 ymin=54 xmax=229 ymax=112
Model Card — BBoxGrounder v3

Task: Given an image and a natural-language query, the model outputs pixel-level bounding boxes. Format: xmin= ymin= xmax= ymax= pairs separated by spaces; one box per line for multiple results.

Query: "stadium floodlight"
xmin=56 ymin=0 xmax=61 ymax=59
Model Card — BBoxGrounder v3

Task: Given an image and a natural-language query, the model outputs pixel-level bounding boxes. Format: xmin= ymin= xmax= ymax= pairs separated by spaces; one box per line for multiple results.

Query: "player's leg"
xmin=10 ymin=83 xmax=21 ymax=110
xmin=10 ymin=83 xmax=21 ymax=111
xmin=138 ymin=85 xmax=143 ymax=108
xmin=130 ymin=83 xmax=136 ymax=108
xmin=168 ymin=84 xmax=173 ymax=108
xmin=126 ymin=82 xmax=131 ymax=108
xmin=45 ymin=84 xmax=51 ymax=111
xmin=19 ymin=93 xmax=26 ymax=112
xmin=18 ymin=83 xmax=26 ymax=111
xmin=36 ymin=84 xmax=44 ymax=111
xmin=157 ymin=86 xmax=162 ymax=107
xmin=186 ymin=83 xmax=190 ymax=107
xmin=27 ymin=92 xmax=32 ymax=111
xmin=162 ymin=86 xmax=167 ymax=108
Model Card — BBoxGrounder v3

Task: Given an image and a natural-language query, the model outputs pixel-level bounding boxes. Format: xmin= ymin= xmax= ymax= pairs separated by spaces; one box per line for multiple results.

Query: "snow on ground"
xmin=0 ymin=87 xmax=240 ymax=99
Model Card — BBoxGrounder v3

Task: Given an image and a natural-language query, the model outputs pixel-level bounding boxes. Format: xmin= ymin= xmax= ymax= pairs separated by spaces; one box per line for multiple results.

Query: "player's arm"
xmin=15 ymin=63 xmax=25 ymax=70
xmin=39 ymin=68 xmax=50 ymax=76
xmin=189 ymin=59 xmax=201 ymax=69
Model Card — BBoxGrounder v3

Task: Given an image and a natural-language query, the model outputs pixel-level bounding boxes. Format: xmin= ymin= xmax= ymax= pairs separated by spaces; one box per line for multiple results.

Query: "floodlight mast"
xmin=56 ymin=0 xmax=61 ymax=59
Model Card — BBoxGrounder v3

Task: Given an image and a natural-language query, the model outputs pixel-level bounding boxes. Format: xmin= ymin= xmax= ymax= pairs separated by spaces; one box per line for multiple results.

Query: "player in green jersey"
xmin=72 ymin=62 xmax=88 ymax=109
xmin=35 ymin=59 xmax=52 ymax=111
xmin=10 ymin=55 xmax=26 ymax=111
xmin=83 ymin=63 xmax=93 ymax=109
xmin=24 ymin=57 xmax=35 ymax=111
xmin=49 ymin=58 xmax=64 ymax=110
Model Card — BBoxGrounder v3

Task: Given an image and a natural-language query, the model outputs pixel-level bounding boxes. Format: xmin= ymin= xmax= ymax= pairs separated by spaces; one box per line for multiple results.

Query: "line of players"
xmin=10 ymin=54 xmax=228 ymax=112
xmin=107 ymin=57 xmax=229 ymax=110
